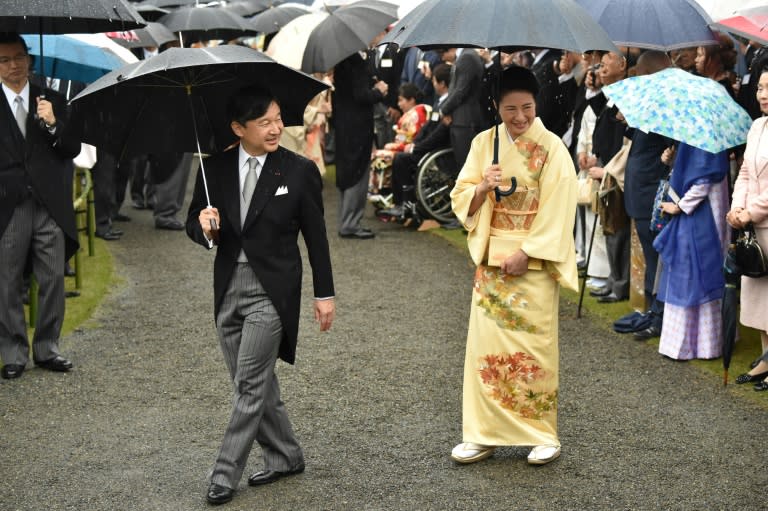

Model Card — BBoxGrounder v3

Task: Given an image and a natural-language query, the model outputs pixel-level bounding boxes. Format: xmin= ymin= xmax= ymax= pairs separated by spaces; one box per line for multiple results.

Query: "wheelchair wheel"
xmin=415 ymin=148 xmax=458 ymax=223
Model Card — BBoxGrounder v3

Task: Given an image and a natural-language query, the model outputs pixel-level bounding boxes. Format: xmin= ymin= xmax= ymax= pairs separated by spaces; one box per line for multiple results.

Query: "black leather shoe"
xmin=1 ymin=364 xmax=24 ymax=379
xmin=113 ymin=213 xmax=131 ymax=222
xmin=155 ymin=219 xmax=184 ymax=230
xmin=589 ymin=286 xmax=611 ymax=297
xmin=633 ymin=325 xmax=661 ymax=340
xmin=206 ymin=483 xmax=233 ymax=505
xmin=34 ymin=356 xmax=73 ymax=372
xmin=339 ymin=229 xmax=375 ymax=239
xmin=735 ymin=370 xmax=768 ymax=384
xmin=248 ymin=464 xmax=305 ymax=486
xmin=754 ymin=380 xmax=768 ymax=391
xmin=597 ymin=293 xmax=627 ymax=303
xmin=96 ymin=229 xmax=122 ymax=241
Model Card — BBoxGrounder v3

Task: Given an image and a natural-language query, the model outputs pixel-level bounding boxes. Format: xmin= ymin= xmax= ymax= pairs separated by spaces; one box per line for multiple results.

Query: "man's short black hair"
xmin=0 ymin=32 xmax=28 ymax=52
xmin=432 ymin=63 xmax=451 ymax=87
xmin=227 ymin=85 xmax=280 ymax=126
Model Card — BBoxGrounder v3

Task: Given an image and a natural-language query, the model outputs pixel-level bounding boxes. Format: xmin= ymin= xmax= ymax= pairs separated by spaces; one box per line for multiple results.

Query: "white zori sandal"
xmin=527 ymin=445 xmax=561 ymax=465
xmin=451 ymin=443 xmax=495 ymax=464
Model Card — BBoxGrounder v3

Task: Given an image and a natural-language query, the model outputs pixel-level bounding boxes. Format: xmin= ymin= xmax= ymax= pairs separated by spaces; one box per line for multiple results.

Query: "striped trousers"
xmin=0 ymin=197 xmax=65 ymax=367
xmin=210 ymin=263 xmax=304 ymax=489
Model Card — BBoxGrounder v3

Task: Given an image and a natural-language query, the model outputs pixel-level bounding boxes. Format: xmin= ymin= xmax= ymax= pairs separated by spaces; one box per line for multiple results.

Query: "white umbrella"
xmin=693 ymin=0 xmax=768 ymax=21
xmin=265 ymin=11 xmax=328 ymax=69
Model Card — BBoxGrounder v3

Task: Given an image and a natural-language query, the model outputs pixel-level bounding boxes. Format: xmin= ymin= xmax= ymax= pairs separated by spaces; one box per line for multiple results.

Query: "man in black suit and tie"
xmin=186 ymin=86 xmax=335 ymax=506
xmin=0 ymin=33 xmax=80 ymax=380
xmin=439 ymin=47 xmax=485 ymax=170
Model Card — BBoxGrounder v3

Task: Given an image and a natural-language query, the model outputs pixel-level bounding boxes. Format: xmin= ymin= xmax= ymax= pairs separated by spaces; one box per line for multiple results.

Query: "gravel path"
xmin=1 ymin=175 xmax=765 ymax=511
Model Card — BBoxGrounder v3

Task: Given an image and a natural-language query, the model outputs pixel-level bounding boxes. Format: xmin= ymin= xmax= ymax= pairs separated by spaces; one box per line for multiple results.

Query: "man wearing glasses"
xmin=0 ymin=32 xmax=81 ymax=380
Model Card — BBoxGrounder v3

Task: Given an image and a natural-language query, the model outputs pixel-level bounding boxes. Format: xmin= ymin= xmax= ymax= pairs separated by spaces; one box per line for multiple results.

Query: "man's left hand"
xmin=36 ymin=97 xmax=56 ymax=126
xmin=314 ymin=298 xmax=335 ymax=332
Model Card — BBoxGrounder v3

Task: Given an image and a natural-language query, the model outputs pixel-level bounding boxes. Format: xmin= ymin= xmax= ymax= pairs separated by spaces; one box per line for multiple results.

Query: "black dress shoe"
xmin=735 ymin=370 xmax=768 ymax=384
xmin=339 ymin=229 xmax=375 ymax=239
xmin=34 ymin=356 xmax=73 ymax=372
xmin=113 ymin=213 xmax=131 ymax=222
xmin=96 ymin=229 xmax=122 ymax=241
xmin=206 ymin=483 xmax=233 ymax=505
xmin=248 ymin=464 xmax=305 ymax=486
xmin=1 ymin=364 xmax=24 ymax=379
xmin=597 ymin=293 xmax=627 ymax=303
xmin=155 ymin=219 xmax=184 ymax=230
xmin=754 ymin=380 xmax=768 ymax=391
xmin=633 ymin=325 xmax=661 ymax=340
xmin=589 ymin=286 xmax=611 ymax=297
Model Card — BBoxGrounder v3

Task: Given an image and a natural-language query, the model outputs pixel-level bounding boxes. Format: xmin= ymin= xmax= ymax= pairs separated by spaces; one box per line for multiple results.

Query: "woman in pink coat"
xmin=726 ymin=67 xmax=768 ymax=390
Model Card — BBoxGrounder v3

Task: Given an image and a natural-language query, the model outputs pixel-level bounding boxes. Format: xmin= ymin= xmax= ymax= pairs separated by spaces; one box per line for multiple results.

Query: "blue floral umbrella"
xmin=602 ymin=68 xmax=752 ymax=153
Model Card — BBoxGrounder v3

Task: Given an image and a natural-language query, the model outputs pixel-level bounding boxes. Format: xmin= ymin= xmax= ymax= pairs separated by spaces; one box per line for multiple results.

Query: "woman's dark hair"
xmin=398 ymin=82 xmax=422 ymax=102
xmin=226 ymin=85 xmax=280 ymax=126
xmin=498 ymin=65 xmax=540 ymax=97
xmin=701 ymin=33 xmax=738 ymax=72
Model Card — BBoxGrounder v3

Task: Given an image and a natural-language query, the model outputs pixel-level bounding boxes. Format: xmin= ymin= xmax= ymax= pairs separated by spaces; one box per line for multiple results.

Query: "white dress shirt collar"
xmin=3 ymin=81 xmax=29 ymax=112
xmin=238 ymin=145 xmax=267 ymax=191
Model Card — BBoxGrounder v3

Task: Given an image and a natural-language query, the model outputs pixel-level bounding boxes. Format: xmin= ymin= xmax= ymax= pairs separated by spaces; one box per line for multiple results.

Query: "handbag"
xmin=650 ymin=172 xmax=680 ymax=233
xmin=735 ymin=224 xmax=768 ymax=278
xmin=576 ymin=170 xmax=598 ymax=206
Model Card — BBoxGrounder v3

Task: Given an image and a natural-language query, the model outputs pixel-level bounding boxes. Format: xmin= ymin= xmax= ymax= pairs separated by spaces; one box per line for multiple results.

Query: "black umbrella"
xmin=133 ymin=3 xmax=171 ymax=23
xmin=71 ymin=45 xmax=329 ymax=207
xmin=107 ymin=22 xmax=177 ymax=49
xmin=249 ymin=3 xmax=311 ymax=34
xmin=380 ymin=0 xmax=617 ymax=187
xmin=722 ymin=234 xmax=741 ymax=385
xmin=158 ymin=5 xmax=256 ymax=45
xmin=225 ymin=0 xmax=286 ymax=17
xmin=0 ymin=0 xmax=146 ymax=34
xmin=300 ymin=0 xmax=399 ymax=74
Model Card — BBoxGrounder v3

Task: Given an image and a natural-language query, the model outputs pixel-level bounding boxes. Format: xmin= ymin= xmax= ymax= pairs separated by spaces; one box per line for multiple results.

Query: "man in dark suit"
xmin=530 ymin=48 xmax=570 ymax=138
xmin=0 ymin=33 xmax=80 ymax=380
xmin=332 ymin=48 xmax=388 ymax=239
xmin=439 ymin=47 xmax=485 ymax=169
xmin=186 ymin=86 xmax=335 ymax=506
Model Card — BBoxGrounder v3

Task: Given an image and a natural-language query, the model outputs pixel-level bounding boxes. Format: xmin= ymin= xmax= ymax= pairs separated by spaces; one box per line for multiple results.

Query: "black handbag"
xmin=735 ymin=224 xmax=768 ymax=278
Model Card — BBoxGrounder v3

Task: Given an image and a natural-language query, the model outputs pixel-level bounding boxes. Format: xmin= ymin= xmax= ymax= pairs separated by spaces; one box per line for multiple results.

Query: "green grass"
xmin=25 ymin=237 xmax=119 ymax=338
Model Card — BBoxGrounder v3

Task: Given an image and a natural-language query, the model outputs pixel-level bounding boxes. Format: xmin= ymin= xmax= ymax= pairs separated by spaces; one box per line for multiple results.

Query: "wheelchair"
xmin=414 ymin=147 xmax=458 ymax=224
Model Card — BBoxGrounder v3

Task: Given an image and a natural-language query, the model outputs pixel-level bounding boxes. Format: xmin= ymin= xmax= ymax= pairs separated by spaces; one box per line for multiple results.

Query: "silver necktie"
xmin=243 ymin=157 xmax=260 ymax=202
xmin=14 ymin=95 xmax=26 ymax=137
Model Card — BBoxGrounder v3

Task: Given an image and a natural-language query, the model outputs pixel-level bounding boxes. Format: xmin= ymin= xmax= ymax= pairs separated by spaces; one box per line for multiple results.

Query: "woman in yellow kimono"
xmin=450 ymin=66 xmax=578 ymax=465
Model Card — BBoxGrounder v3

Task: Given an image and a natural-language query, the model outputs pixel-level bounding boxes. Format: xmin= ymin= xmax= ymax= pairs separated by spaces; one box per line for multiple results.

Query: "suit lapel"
xmin=242 ymin=149 xmax=284 ymax=232
xmin=216 ymin=149 xmax=241 ymax=236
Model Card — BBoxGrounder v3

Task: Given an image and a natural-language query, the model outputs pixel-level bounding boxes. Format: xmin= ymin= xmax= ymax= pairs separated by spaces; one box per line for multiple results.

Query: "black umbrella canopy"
xmin=249 ymin=3 xmax=311 ymax=34
xmin=71 ymin=45 xmax=330 ymax=159
xmin=380 ymin=0 xmax=618 ymax=53
xmin=224 ymin=0 xmax=287 ymax=17
xmin=133 ymin=3 xmax=171 ymax=22
xmin=158 ymin=5 xmax=256 ymax=44
xmin=0 ymin=0 xmax=146 ymax=34
xmin=301 ymin=0 xmax=398 ymax=73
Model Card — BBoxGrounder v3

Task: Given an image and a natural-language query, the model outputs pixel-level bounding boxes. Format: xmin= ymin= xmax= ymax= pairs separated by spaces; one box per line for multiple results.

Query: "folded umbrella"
xmin=300 ymin=0 xmax=398 ymax=73
xmin=602 ymin=67 xmax=752 ymax=154
xmin=722 ymin=236 xmax=741 ymax=385
xmin=22 ymin=33 xmax=138 ymax=83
